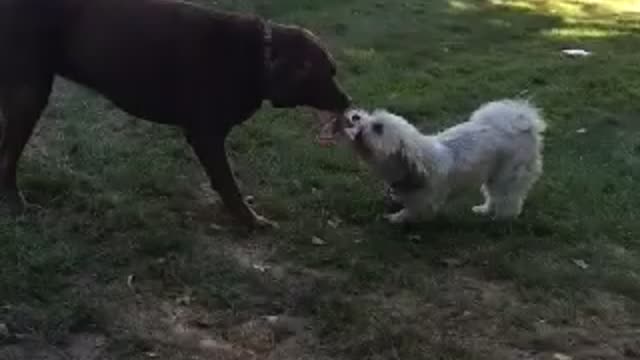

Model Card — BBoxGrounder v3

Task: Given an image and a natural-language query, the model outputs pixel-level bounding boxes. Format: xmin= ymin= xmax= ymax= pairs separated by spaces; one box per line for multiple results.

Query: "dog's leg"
xmin=385 ymin=188 xmax=444 ymax=224
xmin=492 ymin=196 xmax=523 ymax=220
xmin=187 ymin=133 xmax=278 ymax=229
xmin=384 ymin=208 xmax=416 ymax=224
xmin=472 ymin=184 xmax=494 ymax=216
xmin=489 ymin=161 xmax=541 ymax=220
xmin=0 ymin=81 xmax=52 ymax=215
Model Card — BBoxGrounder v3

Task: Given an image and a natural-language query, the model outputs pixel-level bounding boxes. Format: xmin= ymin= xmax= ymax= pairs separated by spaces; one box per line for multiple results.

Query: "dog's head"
xmin=343 ymin=108 xmax=431 ymax=177
xmin=266 ymin=24 xmax=351 ymax=113
xmin=344 ymin=109 xmax=416 ymax=157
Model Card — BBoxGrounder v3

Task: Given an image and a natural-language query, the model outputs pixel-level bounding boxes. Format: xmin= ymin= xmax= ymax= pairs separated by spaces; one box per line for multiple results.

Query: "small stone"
xmin=576 ymin=128 xmax=587 ymax=134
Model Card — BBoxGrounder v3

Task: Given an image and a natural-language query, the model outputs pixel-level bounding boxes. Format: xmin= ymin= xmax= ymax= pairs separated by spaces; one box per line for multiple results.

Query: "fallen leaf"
xmin=572 ymin=259 xmax=589 ymax=270
xmin=127 ymin=274 xmax=135 ymax=291
xmin=311 ymin=236 xmax=327 ymax=246
xmin=176 ymin=295 xmax=192 ymax=306
xmin=440 ymin=258 xmax=464 ymax=267
xmin=327 ymin=217 xmax=342 ymax=228
xmin=252 ymin=263 xmax=271 ymax=272
xmin=553 ymin=353 xmax=573 ymax=360
xmin=576 ymin=128 xmax=587 ymax=134
xmin=209 ymin=223 xmax=225 ymax=231
xmin=408 ymin=234 xmax=421 ymax=242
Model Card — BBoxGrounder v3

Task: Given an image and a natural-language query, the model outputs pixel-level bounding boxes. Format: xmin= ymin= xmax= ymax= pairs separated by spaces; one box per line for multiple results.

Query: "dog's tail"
xmin=469 ymin=98 xmax=546 ymax=135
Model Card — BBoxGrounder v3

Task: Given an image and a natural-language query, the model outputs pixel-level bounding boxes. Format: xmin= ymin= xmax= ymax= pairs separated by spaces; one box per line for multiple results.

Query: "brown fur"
xmin=0 ymin=0 xmax=350 ymax=227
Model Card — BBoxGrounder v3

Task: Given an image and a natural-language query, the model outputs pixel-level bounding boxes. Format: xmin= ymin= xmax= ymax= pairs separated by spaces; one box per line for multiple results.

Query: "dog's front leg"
xmin=384 ymin=190 xmax=431 ymax=224
xmin=384 ymin=208 xmax=416 ymax=224
xmin=385 ymin=188 xmax=446 ymax=225
xmin=187 ymin=132 xmax=277 ymax=229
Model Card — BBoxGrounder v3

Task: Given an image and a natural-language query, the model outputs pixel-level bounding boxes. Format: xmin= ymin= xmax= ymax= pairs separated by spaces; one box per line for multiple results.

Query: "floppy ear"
xmin=397 ymin=141 xmax=430 ymax=179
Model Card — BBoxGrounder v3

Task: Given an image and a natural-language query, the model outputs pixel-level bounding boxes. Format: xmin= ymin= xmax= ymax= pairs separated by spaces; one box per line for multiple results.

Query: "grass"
xmin=1 ymin=0 xmax=640 ymax=359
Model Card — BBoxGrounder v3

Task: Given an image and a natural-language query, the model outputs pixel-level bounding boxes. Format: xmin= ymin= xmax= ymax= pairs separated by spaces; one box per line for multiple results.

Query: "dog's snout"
xmin=354 ymin=128 xmax=363 ymax=142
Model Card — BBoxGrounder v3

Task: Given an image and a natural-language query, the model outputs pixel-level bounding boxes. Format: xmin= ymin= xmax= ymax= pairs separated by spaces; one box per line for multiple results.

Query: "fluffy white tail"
xmin=469 ymin=99 xmax=546 ymax=134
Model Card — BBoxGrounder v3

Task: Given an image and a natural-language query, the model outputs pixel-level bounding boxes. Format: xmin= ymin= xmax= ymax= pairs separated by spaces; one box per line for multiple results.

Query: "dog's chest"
xmin=374 ymin=155 xmax=426 ymax=193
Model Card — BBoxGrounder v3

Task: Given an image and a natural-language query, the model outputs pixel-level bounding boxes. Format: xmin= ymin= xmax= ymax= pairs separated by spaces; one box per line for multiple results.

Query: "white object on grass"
xmin=562 ymin=49 xmax=592 ymax=57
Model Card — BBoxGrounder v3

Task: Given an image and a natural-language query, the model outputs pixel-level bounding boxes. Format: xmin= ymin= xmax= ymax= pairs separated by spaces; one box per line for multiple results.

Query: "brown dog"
xmin=0 ymin=0 xmax=351 ymax=228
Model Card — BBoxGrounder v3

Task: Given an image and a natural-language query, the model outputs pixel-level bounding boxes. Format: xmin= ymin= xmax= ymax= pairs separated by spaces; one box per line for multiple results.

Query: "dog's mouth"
xmin=312 ymin=109 xmax=352 ymax=146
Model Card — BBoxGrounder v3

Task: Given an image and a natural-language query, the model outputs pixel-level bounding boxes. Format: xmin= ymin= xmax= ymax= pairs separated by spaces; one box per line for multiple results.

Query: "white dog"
xmin=343 ymin=99 xmax=546 ymax=224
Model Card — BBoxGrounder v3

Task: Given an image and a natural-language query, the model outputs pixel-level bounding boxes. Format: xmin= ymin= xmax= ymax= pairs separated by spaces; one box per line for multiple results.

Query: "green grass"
xmin=2 ymin=0 xmax=640 ymax=359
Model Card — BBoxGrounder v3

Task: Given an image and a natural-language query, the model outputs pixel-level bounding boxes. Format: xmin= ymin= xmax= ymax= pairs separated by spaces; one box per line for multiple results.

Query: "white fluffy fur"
xmin=344 ymin=99 xmax=546 ymax=224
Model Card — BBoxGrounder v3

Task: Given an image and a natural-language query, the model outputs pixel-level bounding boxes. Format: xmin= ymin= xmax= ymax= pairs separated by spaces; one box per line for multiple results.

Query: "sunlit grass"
xmin=484 ymin=0 xmax=640 ymax=41
xmin=490 ymin=0 xmax=640 ymax=18
xmin=542 ymin=27 xmax=630 ymax=39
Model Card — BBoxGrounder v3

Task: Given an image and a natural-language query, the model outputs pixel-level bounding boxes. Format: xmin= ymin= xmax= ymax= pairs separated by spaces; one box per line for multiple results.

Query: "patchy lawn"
xmin=1 ymin=0 xmax=640 ymax=359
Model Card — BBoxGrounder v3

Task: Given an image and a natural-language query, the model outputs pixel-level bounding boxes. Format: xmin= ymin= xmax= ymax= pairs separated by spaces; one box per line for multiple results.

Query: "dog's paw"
xmin=384 ymin=209 xmax=411 ymax=224
xmin=252 ymin=214 xmax=280 ymax=230
xmin=472 ymin=204 xmax=491 ymax=216
xmin=0 ymin=190 xmax=27 ymax=217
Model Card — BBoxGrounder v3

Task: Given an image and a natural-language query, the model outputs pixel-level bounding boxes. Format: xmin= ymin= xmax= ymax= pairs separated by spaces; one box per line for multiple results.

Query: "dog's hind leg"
xmin=487 ymin=159 xmax=542 ymax=220
xmin=0 ymin=78 xmax=53 ymax=215
xmin=472 ymin=184 xmax=494 ymax=216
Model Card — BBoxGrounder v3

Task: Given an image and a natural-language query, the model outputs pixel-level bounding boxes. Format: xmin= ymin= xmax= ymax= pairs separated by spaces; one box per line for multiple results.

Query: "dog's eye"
xmin=351 ymin=114 xmax=361 ymax=122
xmin=372 ymin=122 xmax=384 ymax=135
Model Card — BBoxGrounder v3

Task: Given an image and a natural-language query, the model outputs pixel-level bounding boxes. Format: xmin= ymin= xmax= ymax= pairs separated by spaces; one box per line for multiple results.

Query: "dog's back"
xmin=468 ymin=99 xmax=546 ymax=136
xmin=0 ymin=0 xmax=265 ymax=124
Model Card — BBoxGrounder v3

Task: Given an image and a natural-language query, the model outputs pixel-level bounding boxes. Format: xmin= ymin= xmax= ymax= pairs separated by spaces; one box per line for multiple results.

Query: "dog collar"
xmin=263 ymin=20 xmax=274 ymax=74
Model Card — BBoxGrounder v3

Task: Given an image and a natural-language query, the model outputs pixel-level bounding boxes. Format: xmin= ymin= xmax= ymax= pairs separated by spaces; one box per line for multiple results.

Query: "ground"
xmin=1 ymin=0 xmax=640 ymax=359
